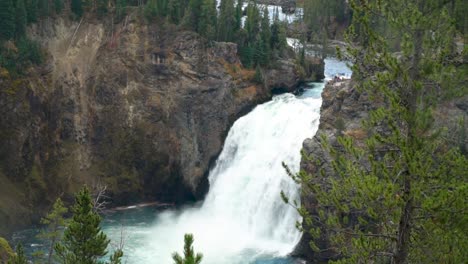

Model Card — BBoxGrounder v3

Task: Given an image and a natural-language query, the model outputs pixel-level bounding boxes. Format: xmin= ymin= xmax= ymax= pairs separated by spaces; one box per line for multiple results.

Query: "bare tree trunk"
xmin=47 ymin=236 xmax=57 ymax=264
xmin=47 ymin=223 xmax=59 ymax=264
xmin=393 ymin=177 xmax=412 ymax=264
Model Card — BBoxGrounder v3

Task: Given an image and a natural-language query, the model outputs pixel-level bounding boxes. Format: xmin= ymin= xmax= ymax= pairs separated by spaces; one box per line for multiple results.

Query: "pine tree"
xmin=156 ymin=0 xmax=168 ymax=17
xmin=15 ymin=0 xmax=28 ymax=38
xmin=286 ymin=0 xmax=468 ymax=263
xmin=37 ymin=198 xmax=68 ymax=264
xmin=183 ymin=0 xmax=202 ymax=32
xmin=54 ymin=187 xmax=122 ymax=264
xmin=82 ymin=0 xmax=92 ymax=12
xmin=303 ymin=0 xmax=348 ymax=43
xmin=0 ymin=0 xmax=16 ymax=40
xmin=0 ymin=237 xmax=14 ymax=262
xmin=244 ymin=1 xmax=260 ymax=43
xmin=71 ymin=0 xmax=83 ymax=17
xmin=172 ymin=234 xmax=203 ymax=264
xmin=144 ymin=0 xmax=158 ymax=20
xmin=276 ymin=21 xmax=287 ymax=52
xmin=253 ymin=65 xmax=263 ymax=84
xmin=270 ymin=20 xmax=280 ymax=49
xmin=97 ymin=0 xmax=107 ymax=16
xmin=38 ymin=0 xmax=49 ymax=17
xmin=234 ymin=0 xmax=242 ymax=33
xmin=453 ymin=0 xmax=468 ymax=36
xmin=17 ymin=36 xmax=43 ymax=64
xmin=116 ymin=0 xmax=127 ymax=20
xmin=109 ymin=250 xmax=123 ymax=264
xmin=253 ymin=37 xmax=266 ymax=66
xmin=199 ymin=0 xmax=216 ymax=39
xmin=167 ymin=0 xmax=182 ymax=24
xmin=8 ymin=244 xmax=27 ymax=264
xmin=26 ymin=0 xmax=38 ymax=23
xmin=239 ymin=44 xmax=253 ymax=68
xmin=270 ymin=16 xmax=286 ymax=54
xmin=217 ymin=0 xmax=235 ymax=42
xmin=258 ymin=7 xmax=270 ymax=65
xmin=54 ymin=0 xmax=64 ymax=14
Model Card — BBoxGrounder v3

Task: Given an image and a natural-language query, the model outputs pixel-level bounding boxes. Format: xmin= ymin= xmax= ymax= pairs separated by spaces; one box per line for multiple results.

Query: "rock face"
xmin=291 ymin=79 xmax=367 ymax=262
xmin=0 ymin=16 xmax=323 ymax=235
xmin=292 ymin=78 xmax=467 ymax=262
xmin=265 ymin=57 xmax=325 ymax=94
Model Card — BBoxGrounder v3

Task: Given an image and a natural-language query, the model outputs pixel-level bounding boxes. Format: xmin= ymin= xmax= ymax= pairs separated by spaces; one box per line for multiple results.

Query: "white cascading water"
xmin=126 ymin=93 xmax=322 ymax=264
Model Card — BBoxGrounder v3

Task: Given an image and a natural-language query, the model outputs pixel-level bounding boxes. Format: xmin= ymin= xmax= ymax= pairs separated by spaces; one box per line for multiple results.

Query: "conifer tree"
xmin=453 ymin=0 xmax=468 ymax=35
xmin=8 ymin=244 xmax=27 ymax=264
xmin=158 ymin=0 xmax=169 ymax=17
xmin=172 ymin=234 xmax=203 ymax=264
xmin=184 ymin=0 xmax=203 ymax=32
xmin=54 ymin=187 xmax=122 ymax=264
xmin=38 ymin=0 xmax=49 ymax=17
xmin=82 ymin=0 xmax=92 ymax=12
xmin=217 ymin=0 xmax=235 ymax=42
xmin=26 ymin=0 xmax=38 ymax=23
xmin=270 ymin=16 xmax=286 ymax=54
xmin=109 ymin=250 xmax=123 ymax=264
xmin=0 ymin=237 xmax=14 ymax=262
xmin=116 ymin=0 xmax=126 ymax=20
xmin=17 ymin=36 xmax=43 ymax=64
xmin=234 ymin=0 xmax=242 ymax=33
xmin=270 ymin=20 xmax=280 ymax=49
xmin=97 ymin=0 xmax=107 ymax=16
xmin=239 ymin=44 xmax=253 ymax=68
xmin=199 ymin=0 xmax=217 ymax=39
xmin=244 ymin=1 xmax=260 ymax=43
xmin=54 ymin=0 xmax=64 ymax=14
xmin=0 ymin=0 xmax=16 ymax=40
xmin=258 ymin=7 xmax=270 ymax=65
xmin=71 ymin=0 xmax=83 ymax=17
xmin=144 ymin=0 xmax=158 ymax=19
xmin=303 ymin=0 xmax=348 ymax=42
xmin=15 ymin=0 xmax=28 ymax=38
xmin=37 ymin=198 xmax=68 ymax=264
xmin=253 ymin=65 xmax=263 ymax=84
xmin=285 ymin=0 xmax=468 ymax=263
xmin=167 ymin=0 xmax=182 ymax=24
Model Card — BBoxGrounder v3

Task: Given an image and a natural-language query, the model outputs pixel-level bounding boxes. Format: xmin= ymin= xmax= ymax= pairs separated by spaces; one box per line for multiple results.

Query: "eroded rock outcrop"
xmin=292 ymin=78 xmax=467 ymax=262
xmin=0 ymin=14 xmax=323 ymax=235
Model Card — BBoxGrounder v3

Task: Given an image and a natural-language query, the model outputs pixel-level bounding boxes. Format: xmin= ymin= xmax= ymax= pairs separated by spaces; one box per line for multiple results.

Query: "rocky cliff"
xmin=0 ymin=13 xmax=323 ymax=235
xmin=292 ymin=78 xmax=467 ymax=262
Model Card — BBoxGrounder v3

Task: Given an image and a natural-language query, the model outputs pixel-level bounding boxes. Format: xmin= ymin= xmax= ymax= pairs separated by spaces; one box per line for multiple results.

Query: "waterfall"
xmin=96 ymin=58 xmax=352 ymax=263
xmin=11 ymin=57 xmax=351 ymax=264
xmin=124 ymin=92 xmax=323 ymax=264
